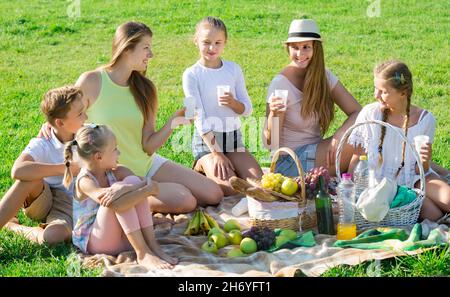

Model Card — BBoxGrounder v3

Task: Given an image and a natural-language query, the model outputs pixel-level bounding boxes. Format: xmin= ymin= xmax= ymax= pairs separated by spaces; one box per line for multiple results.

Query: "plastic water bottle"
xmin=353 ymin=155 xmax=369 ymax=203
xmin=336 ymin=173 xmax=356 ymax=240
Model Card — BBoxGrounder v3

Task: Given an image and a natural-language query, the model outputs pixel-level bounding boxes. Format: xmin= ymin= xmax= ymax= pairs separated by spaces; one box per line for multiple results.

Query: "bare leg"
xmin=226 ymin=151 xmax=263 ymax=180
xmin=315 ymin=137 xmax=354 ymax=176
xmin=126 ymin=229 xmax=173 ymax=269
xmin=152 ymin=160 xmax=224 ymax=205
xmin=419 ymin=197 xmax=443 ymax=221
xmin=0 ymin=180 xmax=43 ymax=229
xmin=4 ymin=222 xmax=44 ymax=243
xmin=133 ymin=198 xmax=178 ymax=265
xmin=423 ymin=174 xmax=450 ymax=213
xmin=87 ymin=206 xmax=173 ymax=269
xmin=142 ymin=226 xmax=178 ymax=265
xmin=148 ymin=182 xmax=197 ymax=214
xmin=195 ymin=154 xmax=238 ymax=196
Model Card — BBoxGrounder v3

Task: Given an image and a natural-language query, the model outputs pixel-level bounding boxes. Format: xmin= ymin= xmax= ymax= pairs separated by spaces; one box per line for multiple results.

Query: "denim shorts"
xmin=192 ymin=129 xmax=245 ymax=162
xmin=274 ymin=143 xmax=318 ymax=177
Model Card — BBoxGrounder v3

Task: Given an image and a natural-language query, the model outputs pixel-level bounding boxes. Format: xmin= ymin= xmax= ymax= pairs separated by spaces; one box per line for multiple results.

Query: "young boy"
xmin=0 ymin=86 xmax=87 ymax=244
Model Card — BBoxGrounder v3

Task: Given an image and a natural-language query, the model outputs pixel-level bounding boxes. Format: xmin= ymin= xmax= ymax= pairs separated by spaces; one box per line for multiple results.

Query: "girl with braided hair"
xmin=63 ymin=124 xmax=177 ymax=269
xmin=348 ymin=60 xmax=450 ymax=221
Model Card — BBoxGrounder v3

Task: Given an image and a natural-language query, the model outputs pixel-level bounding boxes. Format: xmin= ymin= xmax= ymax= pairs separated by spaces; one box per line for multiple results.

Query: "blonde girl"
xmin=41 ymin=21 xmax=223 ymax=215
xmin=64 ymin=124 xmax=177 ymax=269
xmin=263 ymin=19 xmax=361 ymax=176
xmin=183 ymin=16 xmax=263 ymax=195
xmin=348 ymin=60 xmax=450 ymax=221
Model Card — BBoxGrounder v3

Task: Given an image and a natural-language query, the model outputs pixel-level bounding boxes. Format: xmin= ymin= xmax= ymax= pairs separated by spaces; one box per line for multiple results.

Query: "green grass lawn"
xmin=0 ymin=0 xmax=448 ymax=276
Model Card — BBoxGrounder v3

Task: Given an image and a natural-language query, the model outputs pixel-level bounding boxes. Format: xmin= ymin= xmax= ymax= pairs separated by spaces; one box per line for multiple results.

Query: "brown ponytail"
xmin=377 ymin=109 xmax=389 ymax=167
xmin=63 ymin=139 xmax=77 ymax=189
xmin=395 ymin=95 xmax=411 ymax=177
xmin=128 ymin=70 xmax=158 ymax=124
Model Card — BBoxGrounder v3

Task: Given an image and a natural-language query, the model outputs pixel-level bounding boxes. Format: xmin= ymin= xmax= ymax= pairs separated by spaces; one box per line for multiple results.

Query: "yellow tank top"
xmin=86 ymin=70 xmax=153 ymax=176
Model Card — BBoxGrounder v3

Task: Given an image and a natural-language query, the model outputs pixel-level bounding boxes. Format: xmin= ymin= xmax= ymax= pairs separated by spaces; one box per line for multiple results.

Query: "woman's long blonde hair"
xmin=104 ymin=21 xmax=157 ymax=123
xmin=375 ymin=60 xmax=413 ymax=177
xmin=298 ymin=41 xmax=334 ymax=135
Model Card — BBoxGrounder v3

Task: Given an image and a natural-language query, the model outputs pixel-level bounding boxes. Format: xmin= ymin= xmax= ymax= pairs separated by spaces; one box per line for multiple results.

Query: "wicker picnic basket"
xmin=230 ymin=147 xmax=316 ymax=231
xmin=335 ymin=120 xmax=425 ymax=230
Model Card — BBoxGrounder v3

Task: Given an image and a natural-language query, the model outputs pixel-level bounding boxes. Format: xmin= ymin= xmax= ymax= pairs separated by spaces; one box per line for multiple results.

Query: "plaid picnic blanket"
xmin=79 ymin=195 xmax=446 ymax=277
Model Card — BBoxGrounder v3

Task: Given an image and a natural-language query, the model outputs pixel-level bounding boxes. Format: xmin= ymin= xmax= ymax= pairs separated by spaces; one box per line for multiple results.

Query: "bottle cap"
xmin=359 ymin=155 xmax=367 ymax=161
xmin=342 ymin=173 xmax=352 ymax=180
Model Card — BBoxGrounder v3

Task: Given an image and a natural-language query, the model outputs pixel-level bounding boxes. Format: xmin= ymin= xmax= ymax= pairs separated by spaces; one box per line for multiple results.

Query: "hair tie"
xmin=72 ymin=139 xmax=78 ymax=146
xmin=87 ymin=134 xmax=94 ymax=145
xmin=393 ymin=72 xmax=406 ymax=84
xmin=65 ymin=161 xmax=70 ymax=168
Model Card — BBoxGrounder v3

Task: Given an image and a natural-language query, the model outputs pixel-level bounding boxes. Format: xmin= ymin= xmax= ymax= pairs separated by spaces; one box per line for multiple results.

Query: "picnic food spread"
xmin=183 ymin=142 xmax=448 ymax=260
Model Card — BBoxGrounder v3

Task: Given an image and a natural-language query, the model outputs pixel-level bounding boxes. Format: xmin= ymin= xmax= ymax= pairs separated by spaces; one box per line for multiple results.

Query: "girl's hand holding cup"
xmin=414 ymin=135 xmax=432 ymax=170
xmin=268 ymin=91 xmax=287 ymax=114
xmin=217 ymin=87 xmax=237 ymax=108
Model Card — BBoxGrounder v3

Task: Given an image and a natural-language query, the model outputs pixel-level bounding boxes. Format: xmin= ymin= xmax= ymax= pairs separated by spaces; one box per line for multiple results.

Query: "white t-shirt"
xmin=348 ymin=102 xmax=436 ymax=188
xmin=266 ymin=69 xmax=339 ymax=152
xmin=22 ymin=129 xmax=74 ymax=195
xmin=182 ymin=59 xmax=253 ymax=135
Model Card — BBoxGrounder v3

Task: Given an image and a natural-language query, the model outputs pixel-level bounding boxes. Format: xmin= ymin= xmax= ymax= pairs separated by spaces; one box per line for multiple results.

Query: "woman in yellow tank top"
xmin=72 ymin=22 xmax=224 ymax=215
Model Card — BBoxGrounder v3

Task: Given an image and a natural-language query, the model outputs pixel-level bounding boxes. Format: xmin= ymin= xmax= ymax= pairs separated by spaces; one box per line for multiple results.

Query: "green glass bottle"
xmin=315 ymin=175 xmax=335 ymax=235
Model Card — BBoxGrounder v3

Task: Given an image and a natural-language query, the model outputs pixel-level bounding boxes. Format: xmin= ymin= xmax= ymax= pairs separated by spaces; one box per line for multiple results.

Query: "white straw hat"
xmin=285 ymin=19 xmax=322 ymax=43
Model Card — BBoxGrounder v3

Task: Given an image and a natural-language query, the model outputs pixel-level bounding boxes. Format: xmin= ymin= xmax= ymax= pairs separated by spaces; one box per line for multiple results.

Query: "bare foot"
xmin=4 ymin=217 xmax=19 ymax=229
xmin=149 ymin=244 xmax=178 ymax=265
xmin=137 ymin=252 xmax=174 ymax=270
xmin=152 ymin=215 xmax=174 ymax=226
xmin=3 ymin=222 xmax=43 ymax=243
xmin=9 ymin=217 xmax=19 ymax=224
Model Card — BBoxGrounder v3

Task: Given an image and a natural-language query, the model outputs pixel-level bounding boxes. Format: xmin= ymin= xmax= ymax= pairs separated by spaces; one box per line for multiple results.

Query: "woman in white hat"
xmin=263 ymin=19 xmax=361 ymax=176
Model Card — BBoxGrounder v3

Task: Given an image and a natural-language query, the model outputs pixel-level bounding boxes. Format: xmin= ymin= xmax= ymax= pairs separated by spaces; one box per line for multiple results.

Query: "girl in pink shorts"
xmin=63 ymin=124 xmax=178 ymax=269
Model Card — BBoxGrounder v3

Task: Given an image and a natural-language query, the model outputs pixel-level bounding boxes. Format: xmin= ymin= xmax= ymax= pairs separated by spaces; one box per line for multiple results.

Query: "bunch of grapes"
xmin=242 ymin=226 xmax=276 ymax=250
xmin=261 ymin=173 xmax=285 ymax=193
xmin=303 ymin=166 xmax=336 ymax=199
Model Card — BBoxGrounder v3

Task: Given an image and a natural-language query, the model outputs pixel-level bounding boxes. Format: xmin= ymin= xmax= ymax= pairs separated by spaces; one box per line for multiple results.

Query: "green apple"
xmin=208 ymin=227 xmax=224 ymax=238
xmin=281 ymin=178 xmax=298 ymax=196
xmin=201 ymin=241 xmax=218 ymax=254
xmin=240 ymin=238 xmax=258 ymax=254
xmin=224 ymin=219 xmax=241 ymax=232
xmin=227 ymin=248 xmax=245 ymax=258
xmin=210 ymin=232 xmax=229 ymax=249
xmin=227 ymin=230 xmax=243 ymax=245
xmin=279 ymin=229 xmax=297 ymax=241
xmin=275 ymin=235 xmax=290 ymax=248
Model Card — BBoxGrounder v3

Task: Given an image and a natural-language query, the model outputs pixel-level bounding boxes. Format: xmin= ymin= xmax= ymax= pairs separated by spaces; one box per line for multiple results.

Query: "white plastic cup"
xmin=217 ymin=85 xmax=230 ymax=106
xmin=183 ymin=96 xmax=196 ymax=120
xmin=274 ymin=89 xmax=288 ymax=111
xmin=413 ymin=135 xmax=430 ymax=154
xmin=231 ymin=197 xmax=248 ymax=216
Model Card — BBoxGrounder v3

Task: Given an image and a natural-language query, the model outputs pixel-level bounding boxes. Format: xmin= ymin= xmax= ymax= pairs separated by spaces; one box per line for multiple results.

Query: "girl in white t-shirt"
xmin=263 ymin=19 xmax=361 ymax=177
xmin=348 ymin=60 xmax=450 ymax=221
xmin=183 ymin=16 xmax=263 ymax=195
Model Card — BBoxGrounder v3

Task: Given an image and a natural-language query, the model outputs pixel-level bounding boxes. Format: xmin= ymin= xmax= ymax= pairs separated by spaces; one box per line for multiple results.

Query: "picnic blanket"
xmin=79 ymin=195 xmax=448 ymax=277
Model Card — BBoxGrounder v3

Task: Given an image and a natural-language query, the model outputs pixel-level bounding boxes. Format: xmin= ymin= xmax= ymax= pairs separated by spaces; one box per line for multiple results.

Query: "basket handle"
xmin=335 ymin=120 xmax=426 ymax=194
xmin=269 ymin=147 xmax=306 ymax=200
